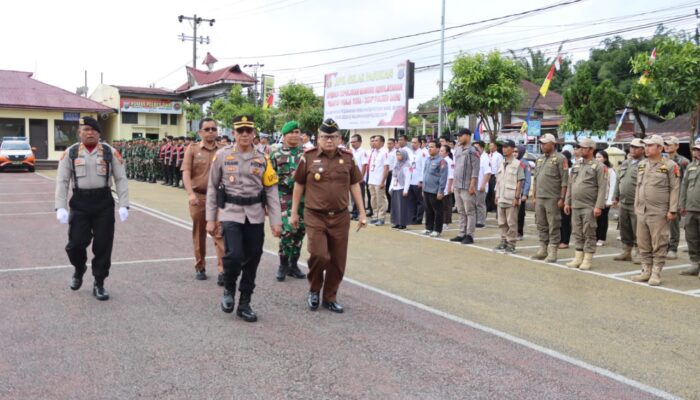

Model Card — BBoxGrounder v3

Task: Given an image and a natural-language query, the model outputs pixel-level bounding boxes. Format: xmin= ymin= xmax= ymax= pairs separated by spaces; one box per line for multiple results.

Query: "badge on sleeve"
xmin=314 ymin=173 xmax=321 ymax=181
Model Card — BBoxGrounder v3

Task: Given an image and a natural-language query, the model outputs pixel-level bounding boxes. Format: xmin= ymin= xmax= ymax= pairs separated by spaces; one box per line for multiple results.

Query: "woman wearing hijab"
xmin=390 ymin=148 xmax=412 ymax=229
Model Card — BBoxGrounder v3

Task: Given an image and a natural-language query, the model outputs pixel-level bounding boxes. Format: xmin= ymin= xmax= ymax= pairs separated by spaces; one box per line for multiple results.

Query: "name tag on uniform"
xmin=73 ymin=159 xmax=85 ymax=166
xmin=688 ymin=166 xmax=697 ymax=171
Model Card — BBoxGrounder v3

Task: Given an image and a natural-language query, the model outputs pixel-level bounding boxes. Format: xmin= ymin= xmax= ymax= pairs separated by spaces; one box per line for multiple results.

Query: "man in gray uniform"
xmin=450 ymin=128 xmax=480 ymax=244
xmin=55 ymin=117 xmax=129 ymax=301
xmin=613 ymin=138 xmax=645 ymax=263
xmin=206 ymin=115 xmax=282 ymax=322
xmin=532 ymin=133 xmax=568 ymax=262
xmin=679 ymin=140 xmax=700 ymax=277
xmin=564 ymin=137 xmax=607 ymax=270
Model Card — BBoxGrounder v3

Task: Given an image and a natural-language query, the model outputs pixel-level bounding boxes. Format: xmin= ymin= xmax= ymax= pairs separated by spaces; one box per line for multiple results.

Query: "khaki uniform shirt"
xmin=496 ymin=157 xmax=525 ymax=206
xmin=181 ymin=141 xmax=223 ymax=196
xmin=613 ymin=157 xmax=643 ymax=209
xmin=205 ymin=145 xmax=282 ymax=226
xmin=680 ymin=160 xmax=700 ymax=212
xmin=293 ymin=147 xmax=362 ymax=211
xmin=635 ymin=158 xmax=680 ymax=216
xmin=533 ymin=152 xmax=568 ymax=199
xmin=566 ymin=158 xmax=607 ymax=209
xmin=55 ymin=143 xmax=129 ymax=210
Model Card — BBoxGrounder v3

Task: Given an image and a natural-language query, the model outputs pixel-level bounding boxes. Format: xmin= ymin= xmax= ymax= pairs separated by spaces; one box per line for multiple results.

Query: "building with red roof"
xmin=176 ymin=53 xmax=256 ymax=102
xmin=0 ymin=69 xmax=115 ymax=160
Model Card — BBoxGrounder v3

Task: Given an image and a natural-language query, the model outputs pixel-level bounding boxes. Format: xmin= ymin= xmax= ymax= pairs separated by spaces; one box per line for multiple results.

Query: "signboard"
xmin=324 ymin=61 xmax=411 ymax=129
xmin=527 ymin=120 xmax=541 ymax=137
xmin=63 ymin=112 xmax=81 ymax=121
xmin=120 ymin=98 xmax=182 ymax=114
xmin=261 ymin=75 xmax=275 ymax=110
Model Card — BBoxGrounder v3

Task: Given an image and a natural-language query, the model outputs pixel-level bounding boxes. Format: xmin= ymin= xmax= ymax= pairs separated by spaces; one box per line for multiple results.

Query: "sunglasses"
xmin=236 ymin=127 xmax=254 ymax=134
xmin=202 ymin=127 xmax=218 ymax=132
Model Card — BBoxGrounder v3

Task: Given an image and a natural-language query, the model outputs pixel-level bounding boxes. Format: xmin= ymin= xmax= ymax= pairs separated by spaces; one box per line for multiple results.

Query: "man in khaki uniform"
xmin=564 ymin=138 xmax=607 ymax=270
xmin=631 ymin=134 xmax=680 ymax=286
xmin=206 ymin=115 xmax=282 ymax=322
xmin=182 ymin=118 xmax=225 ymax=284
xmin=532 ymin=133 xmax=568 ymax=262
xmin=678 ymin=140 xmax=700 ymax=277
xmin=612 ymin=138 xmax=645 ymax=264
xmin=494 ymin=140 xmax=525 ymax=253
xmin=664 ymin=136 xmax=690 ymax=259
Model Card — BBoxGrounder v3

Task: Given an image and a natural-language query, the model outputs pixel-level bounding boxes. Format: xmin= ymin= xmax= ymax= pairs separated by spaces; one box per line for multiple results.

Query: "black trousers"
xmin=560 ymin=208 xmax=572 ymax=245
xmin=408 ymin=184 xmax=425 ymax=224
xmin=65 ymin=188 xmax=115 ymax=285
xmin=221 ymin=219 xmax=264 ymax=295
xmin=163 ymin=162 xmax=172 ymax=183
xmin=596 ymin=206 xmax=610 ymax=241
xmin=424 ymin=192 xmax=444 ymax=233
xmin=518 ymin=199 xmax=527 ymax=236
xmin=364 ymin=179 xmax=373 ymax=215
xmin=486 ymin=175 xmax=497 ymax=212
xmin=385 ymin=171 xmax=392 ymax=213
xmin=351 ymin=181 xmax=366 ymax=218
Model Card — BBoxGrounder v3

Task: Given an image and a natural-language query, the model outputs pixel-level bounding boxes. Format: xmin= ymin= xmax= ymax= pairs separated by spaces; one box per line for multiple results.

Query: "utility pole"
xmin=244 ymin=63 xmax=265 ymax=106
xmin=437 ymin=0 xmax=446 ymax=139
xmin=178 ymin=14 xmax=215 ymax=68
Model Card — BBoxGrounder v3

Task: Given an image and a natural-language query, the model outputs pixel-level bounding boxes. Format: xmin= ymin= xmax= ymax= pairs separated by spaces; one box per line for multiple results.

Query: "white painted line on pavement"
xmin=609 ymin=264 xmax=692 ymax=277
xmin=0 ymin=256 xmax=216 ymax=273
xmin=0 ymin=211 xmax=54 ymax=217
xmin=128 ymin=200 xmax=682 ymax=400
xmin=686 ymin=289 xmax=700 ymax=295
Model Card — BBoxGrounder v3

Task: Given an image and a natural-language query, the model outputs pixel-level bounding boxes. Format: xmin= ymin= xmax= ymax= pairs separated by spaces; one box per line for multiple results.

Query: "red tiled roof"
xmin=113 ymin=85 xmax=180 ymax=97
xmin=520 ymin=80 xmax=563 ymax=112
xmin=0 ymin=70 xmax=113 ymax=112
xmin=502 ymin=119 xmax=563 ymax=129
xmin=202 ymin=52 xmax=218 ymax=65
xmin=176 ymin=65 xmax=256 ymax=92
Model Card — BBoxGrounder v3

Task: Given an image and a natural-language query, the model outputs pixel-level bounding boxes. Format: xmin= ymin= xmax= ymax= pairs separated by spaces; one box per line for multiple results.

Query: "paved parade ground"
xmin=1 ymin=171 xmax=699 ymax=399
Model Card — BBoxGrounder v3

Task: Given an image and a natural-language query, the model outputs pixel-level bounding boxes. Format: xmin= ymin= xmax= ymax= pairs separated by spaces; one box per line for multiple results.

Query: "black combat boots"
xmin=276 ymin=255 xmax=289 ymax=281
xmin=236 ymin=293 xmax=258 ymax=322
xmin=287 ymin=255 xmax=306 ymax=279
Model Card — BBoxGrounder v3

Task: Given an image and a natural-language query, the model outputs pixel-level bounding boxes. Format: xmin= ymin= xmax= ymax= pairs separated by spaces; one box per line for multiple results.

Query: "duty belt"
xmin=307 ymin=207 xmax=347 ymax=216
xmin=73 ymin=187 xmax=111 ymax=196
xmin=225 ymin=191 xmax=266 ymax=206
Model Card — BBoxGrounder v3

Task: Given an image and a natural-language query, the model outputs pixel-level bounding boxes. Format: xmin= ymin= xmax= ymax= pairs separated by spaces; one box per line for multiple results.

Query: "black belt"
xmin=307 ymin=208 xmax=348 ymax=216
xmin=73 ymin=187 xmax=110 ymax=196
xmin=225 ymin=191 xmax=265 ymax=206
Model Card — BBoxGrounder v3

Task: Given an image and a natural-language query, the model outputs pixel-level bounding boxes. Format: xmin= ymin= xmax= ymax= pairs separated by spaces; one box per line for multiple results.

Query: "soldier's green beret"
xmin=281 ymin=121 xmax=299 ymax=135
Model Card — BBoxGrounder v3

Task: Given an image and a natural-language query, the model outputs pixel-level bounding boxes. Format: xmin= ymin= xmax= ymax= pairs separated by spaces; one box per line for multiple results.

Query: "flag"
xmin=263 ymin=93 xmax=274 ymax=109
xmin=539 ymin=64 xmax=555 ymax=98
xmin=474 ymin=121 xmax=481 ymax=142
xmin=520 ymin=120 xmax=528 ymax=133
xmin=638 ymin=48 xmax=657 ymax=86
xmin=554 ymin=55 xmax=562 ymax=71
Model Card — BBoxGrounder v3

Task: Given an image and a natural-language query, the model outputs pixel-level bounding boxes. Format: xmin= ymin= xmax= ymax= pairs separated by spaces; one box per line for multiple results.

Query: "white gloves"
xmin=56 ymin=208 xmax=69 ymax=224
xmin=119 ymin=207 xmax=129 ymax=222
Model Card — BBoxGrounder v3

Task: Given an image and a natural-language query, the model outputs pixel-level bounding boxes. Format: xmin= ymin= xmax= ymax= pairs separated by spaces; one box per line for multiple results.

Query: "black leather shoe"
xmin=92 ymin=284 xmax=109 ymax=301
xmin=217 ymin=273 xmax=224 ymax=287
xmin=461 ymin=235 xmax=474 ymax=244
xmin=476 ymin=223 xmax=485 ymax=228
xmin=287 ymin=256 xmax=306 ymax=279
xmin=236 ymin=293 xmax=258 ymax=322
xmin=322 ymin=301 xmax=344 ymax=313
xmin=195 ymin=270 xmax=207 ymax=280
xmin=276 ymin=255 xmax=289 ymax=281
xmin=450 ymin=235 xmax=466 ymax=242
xmin=70 ymin=266 xmax=87 ymax=291
xmin=307 ymin=292 xmax=320 ymax=310
xmin=220 ymin=290 xmax=234 ymax=313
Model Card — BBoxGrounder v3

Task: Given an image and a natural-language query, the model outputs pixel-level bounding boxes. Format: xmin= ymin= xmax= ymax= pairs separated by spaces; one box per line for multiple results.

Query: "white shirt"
xmin=444 ymin=156 xmax=455 ymax=195
xmin=387 ymin=148 xmax=397 ymax=170
xmin=351 ymin=146 xmax=367 ymax=174
xmin=367 ymin=147 xmax=390 ymax=185
xmin=303 ymin=141 xmax=314 ymax=150
xmin=390 ymin=165 xmax=412 ymax=193
xmin=606 ymin=168 xmax=617 ymax=206
xmin=478 ymin=152 xmax=491 ymax=194
xmin=488 ymin=151 xmax=504 ymax=175
xmin=410 ymin=147 xmax=425 ymax=185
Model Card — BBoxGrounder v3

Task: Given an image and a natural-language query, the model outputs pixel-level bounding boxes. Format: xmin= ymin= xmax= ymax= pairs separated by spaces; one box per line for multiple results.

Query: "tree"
xmin=560 ymin=63 xmax=625 ymax=135
xmin=209 ymin=85 xmax=273 ymax=132
xmin=632 ymin=37 xmax=700 ymax=139
xmin=275 ymin=82 xmax=324 ymax=132
xmin=509 ymin=48 xmax=574 ymax=93
xmin=444 ymin=51 xmax=525 ymax=143
xmin=183 ymin=101 xmax=203 ymax=132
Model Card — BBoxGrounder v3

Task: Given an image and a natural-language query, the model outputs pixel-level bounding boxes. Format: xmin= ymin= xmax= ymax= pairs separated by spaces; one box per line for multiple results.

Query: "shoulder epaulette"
xmin=304 ymin=147 xmax=317 ymax=153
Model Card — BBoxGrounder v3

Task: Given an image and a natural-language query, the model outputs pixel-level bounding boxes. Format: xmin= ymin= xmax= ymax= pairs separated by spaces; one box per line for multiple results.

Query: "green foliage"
xmin=209 ymin=85 xmax=274 ymax=131
xmin=561 ymin=64 xmax=625 ymax=134
xmin=510 ymin=48 xmax=574 ymax=93
xmin=275 ymin=82 xmax=324 ymax=132
xmin=444 ymin=51 xmax=525 ymax=142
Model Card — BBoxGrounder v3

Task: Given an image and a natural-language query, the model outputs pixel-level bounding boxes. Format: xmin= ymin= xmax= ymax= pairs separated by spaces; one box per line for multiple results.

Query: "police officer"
xmin=270 ymin=120 xmax=307 ymax=281
xmin=290 ymin=118 xmax=367 ymax=313
xmin=679 ymin=140 xmax=700 ymax=277
xmin=206 ymin=115 xmax=282 ymax=322
xmin=612 ymin=138 xmax=645 ymax=263
xmin=55 ymin=117 xmax=129 ymax=301
xmin=532 ymin=133 xmax=568 ymax=262
xmin=663 ymin=136 xmax=690 ymax=259
xmin=450 ymin=128 xmax=480 ymax=245
xmin=564 ymin=138 xmax=607 ymax=270
xmin=631 ymin=134 xmax=680 ymax=286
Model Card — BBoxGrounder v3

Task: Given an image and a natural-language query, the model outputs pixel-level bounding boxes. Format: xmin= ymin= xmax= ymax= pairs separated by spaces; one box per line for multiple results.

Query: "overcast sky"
xmin=2 ymin=0 xmax=697 ymax=109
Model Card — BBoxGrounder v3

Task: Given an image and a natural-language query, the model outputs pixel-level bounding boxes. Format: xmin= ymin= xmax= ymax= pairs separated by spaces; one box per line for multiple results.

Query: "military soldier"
xmin=631 ymin=134 xmax=680 ymax=286
xmin=564 ymin=138 xmax=608 ymax=270
xmin=206 ymin=115 xmax=282 ymax=322
xmin=270 ymin=120 xmax=307 ymax=281
xmin=612 ymin=138 xmax=645 ymax=263
xmin=55 ymin=117 xmax=129 ymax=301
xmin=494 ymin=140 xmax=525 ymax=254
xmin=290 ymin=118 xmax=367 ymax=313
xmin=663 ymin=136 xmax=690 ymax=260
xmin=679 ymin=140 xmax=700 ymax=277
xmin=532 ymin=133 xmax=568 ymax=262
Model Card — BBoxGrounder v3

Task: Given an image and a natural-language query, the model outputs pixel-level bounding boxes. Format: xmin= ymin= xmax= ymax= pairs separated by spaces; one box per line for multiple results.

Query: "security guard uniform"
xmin=665 ymin=136 xmax=690 ymax=259
xmin=680 ymin=141 xmax=700 ymax=276
xmin=613 ymin=138 xmax=644 ymax=263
